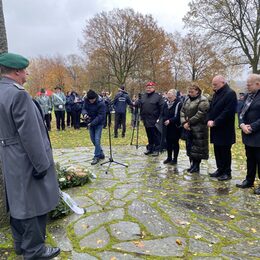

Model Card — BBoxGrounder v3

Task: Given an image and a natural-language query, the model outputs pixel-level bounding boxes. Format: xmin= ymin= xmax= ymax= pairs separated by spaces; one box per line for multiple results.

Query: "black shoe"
xmin=209 ymin=170 xmax=221 ymax=178
xmin=37 ymin=247 xmax=60 ymax=259
xmin=170 ymin=160 xmax=177 ymax=165
xmin=122 ymin=134 xmax=125 ymax=138
xmin=144 ymin=150 xmax=152 ymax=155
xmin=236 ymin=180 xmax=254 ymax=189
xmin=218 ymin=174 xmax=232 ymax=181
xmin=189 ymin=163 xmax=200 ymax=173
xmin=99 ymin=154 xmax=105 ymax=160
xmin=114 ymin=135 xmax=118 ymax=138
xmin=91 ymin=157 xmax=100 ymax=165
xmin=163 ymin=158 xmax=172 ymax=164
xmin=151 ymin=151 xmax=159 ymax=157
xmin=254 ymin=187 xmax=260 ymax=195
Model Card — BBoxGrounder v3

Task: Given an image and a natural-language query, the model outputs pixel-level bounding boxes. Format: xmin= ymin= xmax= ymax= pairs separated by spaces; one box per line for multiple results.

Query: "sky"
xmin=2 ymin=0 xmax=191 ymax=58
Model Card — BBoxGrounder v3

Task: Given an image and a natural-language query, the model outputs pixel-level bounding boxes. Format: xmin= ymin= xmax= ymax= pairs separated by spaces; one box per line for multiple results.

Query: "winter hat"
xmin=146 ymin=81 xmax=156 ymax=87
xmin=87 ymin=89 xmax=98 ymax=99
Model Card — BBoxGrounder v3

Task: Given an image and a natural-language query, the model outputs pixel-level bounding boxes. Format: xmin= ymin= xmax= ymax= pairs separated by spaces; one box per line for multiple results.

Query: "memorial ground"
xmin=0 ymin=124 xmax=259 ymax=259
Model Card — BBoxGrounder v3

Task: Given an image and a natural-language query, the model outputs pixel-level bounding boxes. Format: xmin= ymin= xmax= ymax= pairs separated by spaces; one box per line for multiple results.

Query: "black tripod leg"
xmin=130 ymin=127 xmax=135 ymax=145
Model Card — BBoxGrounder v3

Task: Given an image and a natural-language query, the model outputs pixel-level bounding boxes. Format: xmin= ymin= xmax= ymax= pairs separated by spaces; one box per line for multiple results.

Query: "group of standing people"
xmin=0 ymin=52 xmax=260 ymax=260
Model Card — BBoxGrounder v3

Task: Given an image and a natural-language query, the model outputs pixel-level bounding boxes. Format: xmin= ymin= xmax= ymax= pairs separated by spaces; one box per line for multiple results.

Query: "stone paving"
xmin=0 ymin=145 xmax=260 ymax=260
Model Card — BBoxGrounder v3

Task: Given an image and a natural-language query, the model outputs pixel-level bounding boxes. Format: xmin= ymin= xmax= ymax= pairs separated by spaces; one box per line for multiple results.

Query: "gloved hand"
xmin=58 ymin=105 xmax=63 ymax=109
xmin=32 ymin=168 xmax=47 ymax=179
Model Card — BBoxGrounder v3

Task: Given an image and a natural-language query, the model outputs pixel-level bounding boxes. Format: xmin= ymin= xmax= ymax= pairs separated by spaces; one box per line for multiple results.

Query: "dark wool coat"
xmin=207 ymin=84 xmax=237 ymax=145
xmin=0 ymin=77 xmax=59 ymax=219
xmin=180 ymin=94 xmax=209 ymax=160
xmin=139 ymin=91 xmax=164 ymax=128
xmin=162 ymin=99 xmax=182 ymax=140
xmin=82 ymin=96 xmax=106 ymax=126
xmin=240 ymin=90 xmax=260 ymax=147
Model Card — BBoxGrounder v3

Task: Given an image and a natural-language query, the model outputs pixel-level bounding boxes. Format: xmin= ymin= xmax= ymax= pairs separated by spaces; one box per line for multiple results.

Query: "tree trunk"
xmin=0 ymin=161 xmax=9 ymax=227
xmin=0 ymin=0 xmax=9 ymax=227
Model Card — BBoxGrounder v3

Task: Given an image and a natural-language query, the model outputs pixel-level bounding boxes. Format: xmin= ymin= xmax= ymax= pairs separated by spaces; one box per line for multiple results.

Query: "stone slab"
xmin=112 ymin=236 xmax=186 ymax=257
xmin=74 ymin=208 xmax=124 ymax=236
xmin=80 ymin=226 xmax=110 ymax=249
xmin=110 ymin=221 xmax=141 ymax=241
xmin=128 ymin=200 xmax=177 ymax=236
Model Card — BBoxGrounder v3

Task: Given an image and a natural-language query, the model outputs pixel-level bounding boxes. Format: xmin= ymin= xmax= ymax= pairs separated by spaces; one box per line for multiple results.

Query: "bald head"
xmin=247 ymin=74 xmax=260 ymax=93
xmin=212 ymin=75 xmax=227 ymax=91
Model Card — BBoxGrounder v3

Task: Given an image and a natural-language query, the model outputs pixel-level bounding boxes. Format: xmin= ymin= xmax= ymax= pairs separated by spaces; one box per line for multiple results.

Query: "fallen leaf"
xmin=140 ymin=231 xmax=146 ymax=239
xmin=229 ymin=215 xmax=235 ymax=219
xmin=110 ymin=257 xmax=117 ymax=260
xmin=176 ymin=239 xmax=182 ymax=245
xmin=133 ymin=241 xmax=145 ymax=248
xmin=195 ymin=234 xmax=202 ymax=239
xmin=251 ymin=228 xmax=257 ymax=233
xmin=97 ymin=239 xmax=103 ymax=244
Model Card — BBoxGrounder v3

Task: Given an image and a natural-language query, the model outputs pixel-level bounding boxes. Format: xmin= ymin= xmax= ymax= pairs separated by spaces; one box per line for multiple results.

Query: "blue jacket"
xmin=82 ymin=97 xmax=106 ymax=126
xmin=113 ymin=91 xmax=132 ymax=113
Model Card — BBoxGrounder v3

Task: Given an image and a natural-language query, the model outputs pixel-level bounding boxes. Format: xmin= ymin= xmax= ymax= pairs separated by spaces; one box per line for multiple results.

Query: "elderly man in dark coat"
xmin=0 ymin=53 xmax=60 ymax=259
xmin=138 ymin=81 xmax=165 ymax=156
xmin=207 ymin=75 xmax=237 ymax=181
xmin=236 ymin=74 xmax=260 ymax=195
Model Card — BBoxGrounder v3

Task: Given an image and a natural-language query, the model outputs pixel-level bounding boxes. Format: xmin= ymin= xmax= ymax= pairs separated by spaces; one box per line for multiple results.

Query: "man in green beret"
xmin=0 ymin=53 xmax=60 ymax=259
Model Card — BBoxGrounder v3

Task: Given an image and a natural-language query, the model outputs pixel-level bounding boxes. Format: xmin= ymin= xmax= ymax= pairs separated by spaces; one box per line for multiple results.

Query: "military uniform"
xmin=0 ymin=53 xmax=60 ymax=259
xmin=36 ymin=93 xmax=52 ymax=130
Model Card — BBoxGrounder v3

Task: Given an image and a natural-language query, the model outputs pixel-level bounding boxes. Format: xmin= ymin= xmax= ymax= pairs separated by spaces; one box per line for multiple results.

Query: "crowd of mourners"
xmin=0 ymin=52 xmax=260 ymax=260
xmin=35 ymin=75 xmax=260 ymax=197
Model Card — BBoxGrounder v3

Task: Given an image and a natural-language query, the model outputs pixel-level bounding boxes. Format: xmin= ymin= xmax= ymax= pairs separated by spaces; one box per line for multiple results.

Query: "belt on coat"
xmin=0 ymin=136 xmax=19 ymax=147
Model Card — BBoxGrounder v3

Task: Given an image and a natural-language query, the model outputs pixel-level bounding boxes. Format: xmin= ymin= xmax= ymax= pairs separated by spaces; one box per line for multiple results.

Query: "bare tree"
xmin=181 ymin=33 xmax=225 ymax=81
xmin=183 ymin=0 xmax=260 ymax=74
xmin=81 ymin=8 xmax=163 ymax=86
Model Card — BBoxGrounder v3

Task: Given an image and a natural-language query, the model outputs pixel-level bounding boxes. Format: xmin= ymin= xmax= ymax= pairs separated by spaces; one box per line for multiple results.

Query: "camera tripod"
xmin=101 ymin=112 xmax=128 ymax=174
xmin=130 ymin=106 xmax=141 ymax=149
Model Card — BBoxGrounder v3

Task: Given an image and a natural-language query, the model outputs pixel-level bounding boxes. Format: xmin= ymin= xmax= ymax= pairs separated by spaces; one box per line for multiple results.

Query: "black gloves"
xmin=32 ymin=168 xmax=47 ymax=179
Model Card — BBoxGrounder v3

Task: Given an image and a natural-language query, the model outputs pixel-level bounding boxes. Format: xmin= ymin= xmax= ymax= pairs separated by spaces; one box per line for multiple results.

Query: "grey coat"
xmin=0 ymin=77 xmax=59 ymax=219
xmin=36 ymin=95 xmax=52 ymax=115
xmin=180 ymin=94 xmax=209 ymax=160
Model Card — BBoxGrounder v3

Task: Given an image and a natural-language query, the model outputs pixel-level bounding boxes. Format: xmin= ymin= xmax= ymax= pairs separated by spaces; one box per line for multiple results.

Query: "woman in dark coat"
xmin=68 ymin=91 xmax=83 ymax=129
xmin=162 ymin=89 xmax=182 ymax=164
xmin=180 ymin=84 xmax=209 ymax=173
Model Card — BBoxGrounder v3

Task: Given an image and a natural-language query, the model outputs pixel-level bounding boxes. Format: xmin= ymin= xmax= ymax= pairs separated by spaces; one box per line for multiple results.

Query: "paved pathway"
xmin=0 ymin=145 xmax=260 ymax=259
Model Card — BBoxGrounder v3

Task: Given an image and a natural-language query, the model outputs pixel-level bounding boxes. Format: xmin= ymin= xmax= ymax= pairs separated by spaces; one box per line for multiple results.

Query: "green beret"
xmin=0 ymin=52 xmax=29 ymax=69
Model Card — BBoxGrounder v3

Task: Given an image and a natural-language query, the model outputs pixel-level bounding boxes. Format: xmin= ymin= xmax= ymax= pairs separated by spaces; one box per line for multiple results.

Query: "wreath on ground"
xmin=49 ymin=163 xmax=92 ymax=219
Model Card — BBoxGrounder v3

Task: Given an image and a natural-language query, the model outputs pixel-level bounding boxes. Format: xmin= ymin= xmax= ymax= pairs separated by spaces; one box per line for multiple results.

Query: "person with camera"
xmin=52 ymin=86 xmax=66 ymax=131
xmin=82 ymin=90 xmax=106 ymax=165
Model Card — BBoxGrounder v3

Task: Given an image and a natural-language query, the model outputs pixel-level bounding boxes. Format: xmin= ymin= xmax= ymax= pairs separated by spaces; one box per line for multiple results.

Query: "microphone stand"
xmin=101 ymin=112 xmax=128 ymax=174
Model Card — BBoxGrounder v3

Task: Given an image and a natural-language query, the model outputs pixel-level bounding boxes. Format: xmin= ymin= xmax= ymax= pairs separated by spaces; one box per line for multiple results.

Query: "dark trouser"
xmin=104 ymin=112 xmax=111 ymax=128
xmin=55 ymin=111 xmax=65 ymax=130
xmin=66 ymin=111 xmax=73 ymax=127
xmin=166 ymin=127 xmax=180 ymax=161
xmin=145 ymin=126 xmax=161 ymax=152
xmin=72 ymin=110 xmax=81 ymax=129
xmin=44 ymin=114 xmax=51 ymax=131
xmin=245 ymin=145 xmax=260 ymax=184
xmin=114 ymin=112 xmax=126 ymax=136
xmin=214 ymin=144 xmax=232 ymax=176
xmin=10 ymin=214 xmax=47 ymax=260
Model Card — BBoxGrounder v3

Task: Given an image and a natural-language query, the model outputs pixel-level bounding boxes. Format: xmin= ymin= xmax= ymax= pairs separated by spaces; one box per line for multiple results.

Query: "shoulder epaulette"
xmin=13 ymin=83 xmax=25 ymax=90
